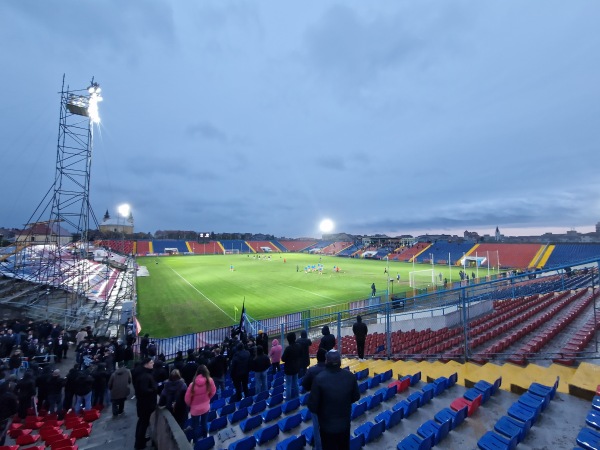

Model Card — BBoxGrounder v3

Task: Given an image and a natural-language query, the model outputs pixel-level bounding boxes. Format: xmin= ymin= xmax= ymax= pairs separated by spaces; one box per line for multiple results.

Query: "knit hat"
xmin=326 ymin=350 xmax=341 ymax=367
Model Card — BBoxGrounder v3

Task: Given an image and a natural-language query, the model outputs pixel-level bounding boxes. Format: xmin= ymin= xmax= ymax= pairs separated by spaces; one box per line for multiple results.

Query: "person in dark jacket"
xmin=255 ymin=330 xmax=268 ymax=351
xmin=47 ymin=369 xmax=65 ymax=415
xmin=301 ymin=348 xmax=327 ymax=450
xmin=250 ymin=345 xmax=271 ymax=394
xmin=352 ymin=315 xmax=368 ymax=361
xmin=230 ymin=342 xmax=251 ymax=401
xmin=92 ymin=363 xmax=110 ymax=408
xmin=308 ymin=350 xmax=360 ymax=450
xmin=134 ymin=358 xmax=158 ymax=450
xmin=318 ymin=325 xmax=336 ymax=352
xmin=108 ymin=363 xmax=132 ymax=417
xmin=0 ymin=382 xmax=18 ymax=445
xmin=63 ymin=364 xmax=79 ymax=412
xmin=139 ymin=334 xmax=150 ymax=360
xmin=181 ymin=350 xmax=199 ymax=386
xmin=281 ymin=332 xmax=302 ymax=400
xmin=158 ymin=369 xmax=188 ymax=430
xmin=296 ymin=330 xmax=312 ymax=378
xmin=73 ymin=368 xmax=94 ymax=414
xmin=207 ymin=347 xmax=228 ymax=395
xmin=152 ymin=360 xmax=169 ymax=396
xmin=15 ymin=371 xmax=36 ymax=419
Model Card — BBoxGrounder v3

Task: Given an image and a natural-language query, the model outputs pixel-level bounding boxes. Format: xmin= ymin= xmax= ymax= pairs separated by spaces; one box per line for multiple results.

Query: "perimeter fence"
xmin=133 ymin=259 xmax=599 ymax=366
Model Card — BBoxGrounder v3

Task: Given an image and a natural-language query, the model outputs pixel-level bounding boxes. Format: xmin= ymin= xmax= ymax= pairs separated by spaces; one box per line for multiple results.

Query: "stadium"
xmin=1 ymin=78 xmax=600 ymax=450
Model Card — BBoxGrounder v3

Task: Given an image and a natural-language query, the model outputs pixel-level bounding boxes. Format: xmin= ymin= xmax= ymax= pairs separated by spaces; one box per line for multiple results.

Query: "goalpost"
xmin=224 ymin=249 xmax=240 ymax=255
xmin=409 ymin=269 xmax=438 ymax=288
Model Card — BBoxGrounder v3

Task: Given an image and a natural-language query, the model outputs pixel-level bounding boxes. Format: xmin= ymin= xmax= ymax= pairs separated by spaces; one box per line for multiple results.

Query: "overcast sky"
xmin=1 ymin=1 xmax=599 ymax=239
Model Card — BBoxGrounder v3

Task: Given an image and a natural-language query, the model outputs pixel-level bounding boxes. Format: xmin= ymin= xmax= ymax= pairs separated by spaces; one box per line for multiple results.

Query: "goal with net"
xmin=409 ymin=269 xmax=439 ymax=288
xmin=224 ymin=249 xmax=240 ymax=255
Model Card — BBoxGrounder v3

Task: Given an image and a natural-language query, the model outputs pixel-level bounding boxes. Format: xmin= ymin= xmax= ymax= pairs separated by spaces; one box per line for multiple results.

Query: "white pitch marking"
xmin=284 ymin=285 xmax=336 ymax=300
xmin=169 ymin=267 xmax=234 ymax=320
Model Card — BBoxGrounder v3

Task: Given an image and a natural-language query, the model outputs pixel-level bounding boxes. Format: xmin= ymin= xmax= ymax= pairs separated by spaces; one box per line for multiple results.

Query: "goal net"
xmin=224 ymin=249 xmax=240 ymax=255
xmin=409 ymin=269 xmax=438 ymax=288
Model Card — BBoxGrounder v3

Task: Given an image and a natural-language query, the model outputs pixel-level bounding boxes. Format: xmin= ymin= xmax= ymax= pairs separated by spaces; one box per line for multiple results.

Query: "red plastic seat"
xmin=450 ymin=394 xmax=482 ymax=417
xmin=16 ymin=433 xmax=41 ymax=445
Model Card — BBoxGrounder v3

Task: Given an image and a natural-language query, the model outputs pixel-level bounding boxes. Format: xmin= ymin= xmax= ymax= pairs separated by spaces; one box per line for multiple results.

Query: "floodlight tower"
xmin=9 ymin=76 xmax=103 ymax=325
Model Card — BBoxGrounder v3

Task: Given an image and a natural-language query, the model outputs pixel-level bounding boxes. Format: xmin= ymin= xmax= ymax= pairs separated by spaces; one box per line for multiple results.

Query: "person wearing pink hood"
xmin=269 ymin=338 xmax=283 ymax=373
xmin=184 ymin=365 xmax=216 ymax=443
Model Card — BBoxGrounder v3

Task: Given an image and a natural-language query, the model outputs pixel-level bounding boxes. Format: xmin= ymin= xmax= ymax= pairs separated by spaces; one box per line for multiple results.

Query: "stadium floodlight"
xmin=65 ymin=80 xmax=103 ymax=124
xmin=319 ymin=219 xmax=334 ymax=233
xmin=87 ymin=82 xmax=103 ymax=124
xmin=118 ymin=203 xmax=130 ymax=218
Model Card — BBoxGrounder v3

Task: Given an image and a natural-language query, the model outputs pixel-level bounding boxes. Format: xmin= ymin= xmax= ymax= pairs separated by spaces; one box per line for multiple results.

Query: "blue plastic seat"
xmin=354 ymin=420 xmax=385 ymax=444
xmin=448 ymin=372 xmax=458 ymax=387
xmin=267 ymin=393 xmax=284 ymax=408
xmin=375 ymin=408 xmax=403 ymax=430
xmin=208 ymin=415 xmax=228 ymax=433
xmin=228 ymin=406 xmax=248 ymax=424
xmin=207 ymin=410 xmax=217 ymax=422
xmin=277 ymin=413 xmax=302 ymax=432
xmin=219 ymin=403 xmax=236 ymax=417
xmin=301 ymin=426 xmax=314 ymax=446
xmin=358 ymin=380 xmax=369 ymax=394
xmin=254 ymin=423 xmax=280 ymax=445
xmin=397 ymin=433 xmax=433 ymax=450
xmin=507 ymin=401 xmax=538 ymax=425
xmin=393 ymin=398 xmax=418 ymax=417
xmin=350 ymin=401 xmax=367 ymax=420
xmin=417 ymin=418 xmax=450 ymax=446
xmin=281 ymin=397 xmax=300 ymax=414
xmin=254 ymin=391 xmax=269 ymax=403
xmin=434 ymin=406 xmax=467 ymax=430
xmin=577 ymin=427 xmax=600 ymax=450
xmin=465 ymin=387 xmax=490 ymax=404
xmin=270 ymin=385 xmax=285 ymax=397
xmin=299 ymin=393 xmax=309 ymax=406
xmin=272 ymin=376 xmax=285 ymax=388
xmin=239 ymin=414 xmax=263 ymax=433
xmin=593 ymin=396 xmax=600 ymax=412
xmin=422 ymin=383 xmax=436 ymax=399
xmin=368 ymin=374 xmax=382 ymax=389
xmin=477 ymin=430 xmax=517 ymax=450
xmin=407 ymin=392 xmax=425 ymax=408
xmin=367 ymin=392 xmax=383 ymax=410
xmin=587 ymin=409 xmax=600 ymax=430
xmin=420 ymin=386 xmax=433 ymax=405
xmin=472 ymin=382 xmax=493 ymax=403
xmin=262 ymin=405 xmax=283 ymax=423
xmin=276 ymin=434 xmax=306 ymax=450
xmin=249 ymin=399 xmax=266 ymax=416
xmin=194 ymin=435 xmax=215 ymax=450
xmin=227 ymin=435 xmax=255 ymax=450
xmin=494 ymin=416 xmax=527 ymax=443
xmin=528 ymin=376 xmax=558 ymax=401
xmin=210 ymin=398 xmax=226 ymax=411
xmin=300 ymin=407 xmax=312 ymax=422
xmin=237 ymin=396 xmax=254 ymax=409
xmin=517 ymin=392 xmax=544 ymax=415
xmin=410 ymin=371 xmax=422 ymax=386
xmin=433 ymin=376 xmax=448 ymax=394
xmin=380 ymin=369 xmax=393 ymax=382
xmin=349 ymin=433 xmax=364 ymax=450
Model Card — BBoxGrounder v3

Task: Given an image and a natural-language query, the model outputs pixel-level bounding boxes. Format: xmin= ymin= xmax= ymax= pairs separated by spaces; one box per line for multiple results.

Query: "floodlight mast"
xmin=9 ymin=75 xmax=103 ymax=327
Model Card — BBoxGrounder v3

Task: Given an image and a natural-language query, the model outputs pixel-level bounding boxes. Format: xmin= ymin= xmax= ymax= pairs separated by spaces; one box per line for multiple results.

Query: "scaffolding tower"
xmin=0 ymin=76 xmax=104 ymax=327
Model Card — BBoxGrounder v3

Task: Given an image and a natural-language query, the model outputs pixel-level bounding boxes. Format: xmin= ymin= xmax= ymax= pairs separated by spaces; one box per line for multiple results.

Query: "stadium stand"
xmin=543 ymin=243 xmax=600 ymax=269
xmin=136 ymin=240 xmax=151 ymax=255
xmin=152 ymin=240 xmax=189 ymax=254
xmin=277 ymin=240 xmax=317 ymax=252
xmin=466 ymin=243 xmax=544 ymax=270
xmin=413 ymin=240 xmax=476 ymax=264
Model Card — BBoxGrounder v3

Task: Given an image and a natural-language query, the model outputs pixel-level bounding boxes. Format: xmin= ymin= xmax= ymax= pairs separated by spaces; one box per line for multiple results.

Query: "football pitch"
xmin=135 ymin=253 xmax=458 ymax=337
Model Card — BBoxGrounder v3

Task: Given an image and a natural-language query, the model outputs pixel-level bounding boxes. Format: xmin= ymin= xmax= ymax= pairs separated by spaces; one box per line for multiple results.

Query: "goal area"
xmin=409 ymin=269 xmax=439 ymax=288
xmin=224 ymin=249 xmax=240 ymax=255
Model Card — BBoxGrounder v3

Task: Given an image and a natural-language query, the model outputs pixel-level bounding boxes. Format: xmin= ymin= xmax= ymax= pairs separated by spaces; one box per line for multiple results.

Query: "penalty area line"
xmin=169 ymin=267 xmax=234 ymax=321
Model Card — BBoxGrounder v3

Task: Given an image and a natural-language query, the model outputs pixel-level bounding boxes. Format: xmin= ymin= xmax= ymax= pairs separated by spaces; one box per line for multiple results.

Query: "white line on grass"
xmin=284 ymin=285 xmax=337 ymax=300
xmin=169 ymin=267 xmax=234 ymax=321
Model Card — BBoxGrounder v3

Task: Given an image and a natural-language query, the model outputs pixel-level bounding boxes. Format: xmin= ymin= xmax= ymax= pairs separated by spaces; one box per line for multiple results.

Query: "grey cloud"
xmin=186 ymin=121 xmax=228 ymax=142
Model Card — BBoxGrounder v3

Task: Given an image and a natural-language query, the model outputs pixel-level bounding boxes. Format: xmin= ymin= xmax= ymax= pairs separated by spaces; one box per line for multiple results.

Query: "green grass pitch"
xmin=135 ymin=253 xmax=463 ymax=337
